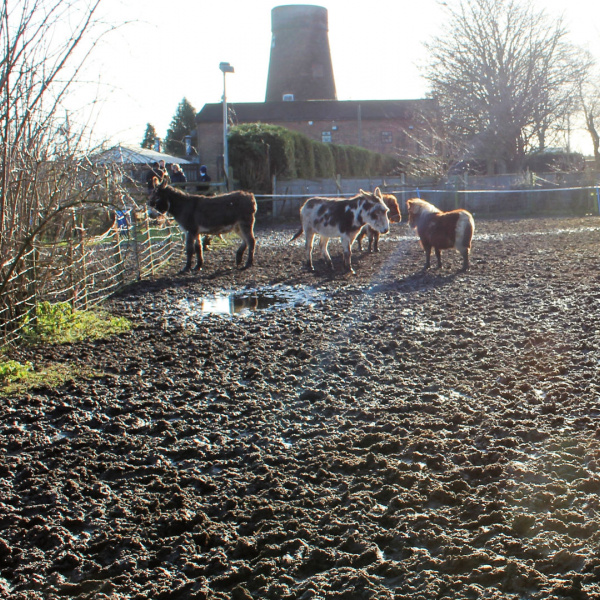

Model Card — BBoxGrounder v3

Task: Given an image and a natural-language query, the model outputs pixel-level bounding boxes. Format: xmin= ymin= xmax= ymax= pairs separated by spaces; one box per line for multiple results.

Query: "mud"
xmin=3 ymin=216 xmax=600 ymax=599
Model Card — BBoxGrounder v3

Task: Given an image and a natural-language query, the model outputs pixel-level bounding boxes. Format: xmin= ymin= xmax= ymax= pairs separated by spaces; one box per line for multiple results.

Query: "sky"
xmin=79 ymin=0 xmax=600 ymax=154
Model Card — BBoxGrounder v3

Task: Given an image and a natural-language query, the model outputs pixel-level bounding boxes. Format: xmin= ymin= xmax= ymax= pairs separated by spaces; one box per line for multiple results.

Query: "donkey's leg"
xmin=238 ymin=223 xmax=256 ymax=269
xmin=371 ymin=231 xmax=380 ymax=253
xmin=305 ymin=230 xmax=316 ymax=271
xmin=235 ymin=240 xmax=247 ymax=267
xmin=244 ymin=232 xmax=256 ymax=269
xmin=192 ymin=234 xmax=204 ymax=271
xmin=181 ymin=232 xmax=195 ymax=272
xmin=356 ymin=229 xmax=364 ymax=252
xmin=435 ymin=248 xmax=442 ymax=269
xmin=342 ymin=236 xmax=355 ymax=274
xmin=319 ymin=237 xmax=333 ymax=269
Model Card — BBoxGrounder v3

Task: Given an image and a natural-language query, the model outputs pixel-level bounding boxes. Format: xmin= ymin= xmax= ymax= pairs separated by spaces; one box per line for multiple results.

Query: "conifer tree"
xmin=165 ymin=98 xmax=196 ymax=157
xmin=141 ymin=123 xmax=157 ymax=149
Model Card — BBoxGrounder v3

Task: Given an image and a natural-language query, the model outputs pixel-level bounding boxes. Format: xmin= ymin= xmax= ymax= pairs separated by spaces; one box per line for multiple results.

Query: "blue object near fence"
xmin=116 ymin=210 xmax=130 ymax=232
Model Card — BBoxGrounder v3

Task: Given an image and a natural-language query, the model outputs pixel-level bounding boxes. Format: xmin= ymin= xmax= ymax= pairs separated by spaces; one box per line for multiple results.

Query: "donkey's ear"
xmin=159 ymin=176 xmax=168 ymax=189
xmin=374 ymin=187 xmax=382 ymax=199
xmin=152 ymin=176 xmax=160 ymax=189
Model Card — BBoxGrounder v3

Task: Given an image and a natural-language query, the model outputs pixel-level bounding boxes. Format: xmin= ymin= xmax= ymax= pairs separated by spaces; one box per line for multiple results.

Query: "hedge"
xmin=228 ymin=123 xmax=400 ymax=192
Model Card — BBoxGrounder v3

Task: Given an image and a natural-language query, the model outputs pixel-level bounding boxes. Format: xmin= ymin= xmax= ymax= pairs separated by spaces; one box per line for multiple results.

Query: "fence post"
xmin=115 ymin=220 xmax=125 ymax=286
xmin=77 ymin=208 xmax=88 ymax=311
xmin=131 ymin=209 xmax=142 ymax=281
xmin=68 ymin=209 xmax=76 ymax=310
xmin=145 ymin=210 xmax=156 ymax=277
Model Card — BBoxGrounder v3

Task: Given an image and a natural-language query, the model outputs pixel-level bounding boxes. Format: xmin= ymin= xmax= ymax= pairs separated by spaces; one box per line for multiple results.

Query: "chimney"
xmin=265 ymin=5 xmax=336 ymax=102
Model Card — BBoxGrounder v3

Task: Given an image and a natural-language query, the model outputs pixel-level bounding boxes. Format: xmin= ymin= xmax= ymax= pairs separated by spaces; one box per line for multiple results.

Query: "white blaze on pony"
xmin=406 ymin=198 xmax=474 ymax=271
xmin=290 ymin=188 xmax=390 ymax=273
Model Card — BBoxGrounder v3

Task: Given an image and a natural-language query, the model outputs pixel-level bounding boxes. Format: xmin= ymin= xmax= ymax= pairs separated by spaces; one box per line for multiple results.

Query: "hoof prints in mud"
xmin=3 ymin=216 xmax=600 ymax=599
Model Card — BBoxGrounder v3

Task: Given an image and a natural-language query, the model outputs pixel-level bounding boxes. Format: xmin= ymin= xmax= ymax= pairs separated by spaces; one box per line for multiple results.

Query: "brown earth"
xmin=3 ymin=215 xmax=600 ymax=600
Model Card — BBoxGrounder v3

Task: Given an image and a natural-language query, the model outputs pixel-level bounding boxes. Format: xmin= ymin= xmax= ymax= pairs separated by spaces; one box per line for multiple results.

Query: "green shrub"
xmin=229 ymin=123 xmax=400 ymax=191
xmin=0 ymin=359 xmax=32 ymax=384
xmin=313 ymin=143 xmax=335 ymax=178
xmin=524 ymin=151 xmax=584 ymax=173
xmin=21 ymin=301 xmax=131 ymax=345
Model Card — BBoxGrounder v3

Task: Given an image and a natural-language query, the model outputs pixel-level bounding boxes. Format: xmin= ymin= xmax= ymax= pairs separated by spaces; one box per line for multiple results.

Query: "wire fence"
xmin=0 ymin=210 xmax=182 ymax=348
xmin=263 ymin=173 xmax=600 ymax=218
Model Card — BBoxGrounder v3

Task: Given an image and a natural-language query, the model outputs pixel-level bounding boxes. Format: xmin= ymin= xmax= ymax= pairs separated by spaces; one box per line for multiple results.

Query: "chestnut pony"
xmin=356 ymin=193 xmax=402 ymax=253
xmin=406 ymin=198 xmax=474 ymax=271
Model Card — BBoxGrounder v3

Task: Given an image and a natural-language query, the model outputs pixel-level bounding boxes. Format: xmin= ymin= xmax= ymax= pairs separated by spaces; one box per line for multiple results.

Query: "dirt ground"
xmin=3 ymin=215 xmax=600 ymax=600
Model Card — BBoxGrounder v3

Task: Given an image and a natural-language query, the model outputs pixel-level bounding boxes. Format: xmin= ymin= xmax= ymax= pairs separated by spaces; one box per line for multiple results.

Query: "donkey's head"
xmin=147 ymin=176 xmax=170 ymax=214
xmin=359 ymin=187 xmax=390 ymax=234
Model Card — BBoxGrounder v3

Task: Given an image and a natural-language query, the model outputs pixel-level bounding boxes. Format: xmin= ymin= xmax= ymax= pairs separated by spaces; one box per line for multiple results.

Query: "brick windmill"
xmin=265 ymin=5 xmax=337 ymax=102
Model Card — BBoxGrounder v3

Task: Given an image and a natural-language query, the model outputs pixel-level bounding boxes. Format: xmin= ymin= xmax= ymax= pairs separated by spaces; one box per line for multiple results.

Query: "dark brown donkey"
xmin=148 ymin=177 xmax=257 ymax=272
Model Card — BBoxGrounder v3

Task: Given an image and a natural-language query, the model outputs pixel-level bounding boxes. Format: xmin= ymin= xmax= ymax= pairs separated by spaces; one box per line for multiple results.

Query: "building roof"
xmin=92 ymin=144 xmax=193 ymax=165
xmin=196 ymin=99 xmax=437 ymax=124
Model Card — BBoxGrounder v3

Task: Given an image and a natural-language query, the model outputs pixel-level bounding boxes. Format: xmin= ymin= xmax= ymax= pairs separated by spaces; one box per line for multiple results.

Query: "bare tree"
xmin=582 ymin=98 xmax=600 ymax=170
xmin=0 ymin=0 xmax=128 ymax=338
xmin=574 ymin=58 xmax=600 ymax=170
xmin=423 ymin=0 xmax=586 ymax=174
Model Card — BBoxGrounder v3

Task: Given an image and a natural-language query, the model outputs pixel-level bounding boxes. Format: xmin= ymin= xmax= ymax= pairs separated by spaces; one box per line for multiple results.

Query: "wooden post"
xmin=68 ymin=209 xmax=76 ymax=310
xmin=145 ymin=209 xmax=156 ymax=277
xmin=77 ymin=208 xmax=88 ymax=310
xmin=131 ymin=209 xmax=142 ymax=281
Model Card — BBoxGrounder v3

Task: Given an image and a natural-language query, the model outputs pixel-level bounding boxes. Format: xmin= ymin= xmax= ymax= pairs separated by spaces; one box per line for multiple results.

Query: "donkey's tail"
xmin=289 ymin=227 xmax=304 ymax=244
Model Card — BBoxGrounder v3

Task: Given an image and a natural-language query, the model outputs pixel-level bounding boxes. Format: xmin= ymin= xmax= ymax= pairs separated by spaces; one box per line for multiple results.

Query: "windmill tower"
xmin=265 ymin=5 xmax=337 ymax=102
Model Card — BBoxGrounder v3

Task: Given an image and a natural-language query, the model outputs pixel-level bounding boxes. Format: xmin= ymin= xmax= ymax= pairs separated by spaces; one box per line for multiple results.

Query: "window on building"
xmin=322 ymin=131 xmax=332 ymax=143
xmin=381 ymin=131 xmax=393 ymax=144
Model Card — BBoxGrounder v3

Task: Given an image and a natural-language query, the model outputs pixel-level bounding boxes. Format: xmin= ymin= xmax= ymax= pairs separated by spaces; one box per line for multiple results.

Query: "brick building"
xmin=196 ymin=98 xmax=438 ymax=178
xmin=194 ymin=5 xmax=437 ymax=179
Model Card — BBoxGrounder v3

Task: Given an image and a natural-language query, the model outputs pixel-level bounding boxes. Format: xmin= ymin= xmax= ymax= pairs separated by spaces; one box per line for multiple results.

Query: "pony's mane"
xmin=407 ymin=198 xmax=441 ymax=215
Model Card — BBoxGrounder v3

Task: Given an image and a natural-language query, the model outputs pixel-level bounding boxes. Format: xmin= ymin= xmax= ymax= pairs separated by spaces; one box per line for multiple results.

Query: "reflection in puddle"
xmin=178 ymin=285 xmax=324 ymax=317
xmin=200 ymin=293 xmax=285 ymax=314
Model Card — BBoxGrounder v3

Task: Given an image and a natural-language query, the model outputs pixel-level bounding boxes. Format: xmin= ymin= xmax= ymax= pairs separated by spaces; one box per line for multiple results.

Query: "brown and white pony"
xmin=290 ymin=188 xmax=390 ymax=273
xmin=406 ymin=198 xmax=474 ymax=271
xmin=356 ymin=193 xmax=402 ymax=252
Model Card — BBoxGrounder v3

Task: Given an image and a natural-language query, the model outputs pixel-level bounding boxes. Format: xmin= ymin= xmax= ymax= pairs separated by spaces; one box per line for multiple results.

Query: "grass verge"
xmin=1 ymin=301 xmax=131 ymax=396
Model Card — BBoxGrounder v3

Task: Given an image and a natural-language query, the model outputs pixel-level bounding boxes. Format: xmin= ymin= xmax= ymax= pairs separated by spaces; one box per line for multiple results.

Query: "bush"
xmin=228 ymin=123 xmax=400 ymax=191
xmin=21 ymin=301 xmax=131 ymax=345
xmin=524 ymin=151 xmax=585 ymax=174
xmin=313 ymin=143 xmax=335 ymax=178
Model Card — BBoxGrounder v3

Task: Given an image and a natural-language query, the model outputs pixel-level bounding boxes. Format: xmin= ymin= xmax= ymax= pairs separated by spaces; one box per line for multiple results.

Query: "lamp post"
xmin=219 ymin=61 xmax=234 ymax=189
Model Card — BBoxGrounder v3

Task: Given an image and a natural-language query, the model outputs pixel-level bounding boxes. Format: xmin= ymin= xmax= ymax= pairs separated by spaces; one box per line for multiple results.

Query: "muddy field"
xmin=3 ymin=215 xmax=600 ymax=600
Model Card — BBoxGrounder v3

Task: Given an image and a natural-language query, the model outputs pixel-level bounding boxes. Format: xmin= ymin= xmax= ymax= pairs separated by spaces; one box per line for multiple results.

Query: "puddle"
xmin=177 ymin=285 xmax=325 ymax=318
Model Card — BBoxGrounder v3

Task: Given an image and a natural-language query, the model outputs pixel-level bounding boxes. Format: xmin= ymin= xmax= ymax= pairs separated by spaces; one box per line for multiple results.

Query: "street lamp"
xmin=219 ymin=61 xmax=234 ymax=189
